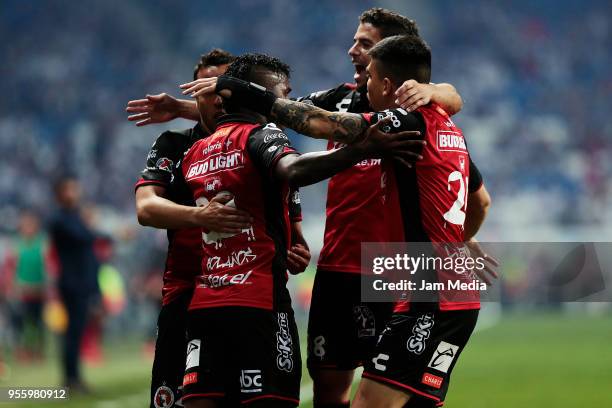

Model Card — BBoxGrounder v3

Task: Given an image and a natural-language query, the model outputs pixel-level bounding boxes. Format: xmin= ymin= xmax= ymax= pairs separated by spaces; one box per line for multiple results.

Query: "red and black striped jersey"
xmin=363 ymin=104 xmax=482 ymax=311
xmin=299 ymin=84 xmax=389 ymax=273
xmin=181 ymin=113 xmax=299 ymax=311
xmin=136 ymin=124 xmax=207 ymax=306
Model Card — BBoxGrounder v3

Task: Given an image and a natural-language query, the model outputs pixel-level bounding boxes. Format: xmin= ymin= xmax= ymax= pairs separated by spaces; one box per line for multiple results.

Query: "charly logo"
xmin=276 ymin=313 xmax=293 ymax=372
xmin=427 ymin=341 xmax=459 ymax=373
xmin=185 ymin=339 xmax=200 ymax=370
xmin=406 ymin=313 xmax=435 ymax=354
xmin=371 ymin=353 xmax=389 ymax=371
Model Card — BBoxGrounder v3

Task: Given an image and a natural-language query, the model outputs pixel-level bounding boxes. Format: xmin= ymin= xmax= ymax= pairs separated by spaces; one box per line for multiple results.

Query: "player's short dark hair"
xmin=223 ymin=53 xmax=291 ymax=113
xmin=359 ymin=8 xmax=420 ymax=38
xmin=193 ymin=48 xmax=236 ymax=80
xmin=368 ymin=35 xmax=431 ymax=85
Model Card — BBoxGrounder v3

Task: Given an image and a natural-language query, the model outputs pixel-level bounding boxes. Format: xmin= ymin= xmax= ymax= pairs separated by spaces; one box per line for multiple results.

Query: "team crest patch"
xmin=153 ymin=385 xmax=174 ymax=408
xmin=156 ymin=157 xmax=174 ymax=173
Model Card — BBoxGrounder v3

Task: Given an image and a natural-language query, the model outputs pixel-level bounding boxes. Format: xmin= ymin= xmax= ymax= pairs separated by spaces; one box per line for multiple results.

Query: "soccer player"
xmin=127 ymin=9 xmax=465 ymax=407
xmin=135 ymin=49 xmax=261 ymax=408
xmin=177 ymin=53 xmax=424 ymax=408
xmin=210 ymin=34 xmax=495 ymax=407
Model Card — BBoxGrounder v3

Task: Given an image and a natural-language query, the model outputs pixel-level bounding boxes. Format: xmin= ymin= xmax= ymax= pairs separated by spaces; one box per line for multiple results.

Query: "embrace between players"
xmin=128 ymin=8 xmax=497 ymax=408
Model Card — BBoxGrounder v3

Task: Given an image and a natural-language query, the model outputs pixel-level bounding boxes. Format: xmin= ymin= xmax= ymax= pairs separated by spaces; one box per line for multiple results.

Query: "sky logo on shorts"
xmin=276 ymin=312 xmax=294 ymax=372
xmin=406 ymin=313 xmax=435 ymax=355
xmin=427 ymin=341 xmax=459 ymax=373
xmin=421 ymin=372 xmax=443 ymax=389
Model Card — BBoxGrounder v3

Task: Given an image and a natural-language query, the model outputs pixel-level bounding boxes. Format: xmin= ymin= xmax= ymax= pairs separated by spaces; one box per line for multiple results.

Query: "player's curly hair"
xmin=222 ymin=53 xmax=291 ymax=113
xmin=193 ymin=48 xmax=236 ymax=80
xmin=360 ymin=8 xmax=420 ymax=39
xmin=224 ymin=53 xmax=291 ymax=84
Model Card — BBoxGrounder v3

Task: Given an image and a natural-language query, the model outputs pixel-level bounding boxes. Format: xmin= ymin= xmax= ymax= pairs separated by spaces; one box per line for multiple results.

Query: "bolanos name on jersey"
xmin=186 ymin=150 xmax=244 ymax=180
xmin=436 ymin=131 xmax=467 ymax=153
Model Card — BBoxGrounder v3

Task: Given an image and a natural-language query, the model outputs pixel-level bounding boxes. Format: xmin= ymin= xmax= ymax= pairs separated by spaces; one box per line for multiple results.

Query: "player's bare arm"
xmin=126 ymin=93 xmax=199 ymax=126
xmin=463 ymin=184 xmax=499 ymax=284
xmin=464 ymin=184 xmax=491 ymax=240
xmin=275 ymin=118 xmax=422 ymax=188
xmin=287 ymin=221 xmax=310 ymax=274
xmin=135 ymin=185 xmax=252 ymax=233
xmin=271 ymin=98 xmax=369 ymax=143
xmin=395 ymin=80 xmax=463 ymax=114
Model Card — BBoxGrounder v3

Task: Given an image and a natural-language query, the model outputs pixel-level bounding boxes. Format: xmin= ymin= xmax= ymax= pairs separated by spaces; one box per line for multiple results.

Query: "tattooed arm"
xmin=269 ymin=98 xmax=369 ymax=144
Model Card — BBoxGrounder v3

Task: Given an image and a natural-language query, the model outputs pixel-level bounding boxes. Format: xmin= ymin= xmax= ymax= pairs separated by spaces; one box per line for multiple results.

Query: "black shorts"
xmin=307 ymin=270 xmax=394 ymax=371
xmin=150 ymin=290 xmax=192 ymax=408
xmin=362 ymin=309 xmax=478 ymax=406
xmin=183 ymin=305 xmax=301 ymax=407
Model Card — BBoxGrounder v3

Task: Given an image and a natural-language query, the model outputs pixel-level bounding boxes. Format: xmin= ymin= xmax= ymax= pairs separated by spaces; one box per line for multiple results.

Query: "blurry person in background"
xmin=11 ymin=210 xmax=49 ymax=362
xmin=49 ymin=175 xmax=100 ymax=393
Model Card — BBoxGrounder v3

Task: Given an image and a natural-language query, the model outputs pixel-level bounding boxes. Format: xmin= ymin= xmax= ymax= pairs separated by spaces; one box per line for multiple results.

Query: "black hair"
xmin=359 ymin=8 xmax=420 ymax=38
xmin=368 ymin=35 xmax=431 ymax=85
xmin=193 ymin=48 xmax=236 ymax=80
xmin=223 ymin=53 xmax=291 ymax=113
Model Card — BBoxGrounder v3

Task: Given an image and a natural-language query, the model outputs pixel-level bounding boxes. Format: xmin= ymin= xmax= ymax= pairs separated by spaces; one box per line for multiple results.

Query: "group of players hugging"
xmin=126 ymin=7 xmax=497 ymax=408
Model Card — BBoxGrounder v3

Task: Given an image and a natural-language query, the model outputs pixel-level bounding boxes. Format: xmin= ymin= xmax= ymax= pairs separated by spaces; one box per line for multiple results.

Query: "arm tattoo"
xmin=270 ymin=98 xmax=367 ymax=143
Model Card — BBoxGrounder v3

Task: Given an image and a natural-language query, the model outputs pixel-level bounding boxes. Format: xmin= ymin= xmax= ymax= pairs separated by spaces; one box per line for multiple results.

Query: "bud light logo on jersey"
xmin=276 ymin=313 xmax=294 ymax=372
xmin=186 ymin=150 xmax=244 ymax=180
xmin=437 ymin=131 xmax=467 ymax=153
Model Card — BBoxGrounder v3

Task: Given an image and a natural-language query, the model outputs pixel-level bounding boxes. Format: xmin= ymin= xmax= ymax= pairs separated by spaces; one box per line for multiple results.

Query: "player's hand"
xmin=395 ymin=80 xmax=435 ymax=112
xmin=358 ymin=117 xmax=425 ymax=167
xmin=196 ymin=193 xmax=253 ymax=233
xmin=287 ymin=243 xmax=311 ymax=275
xmin=126 ymin=93 xmax=180 ymax=126
xmin=180 ymin=77 xmax=219 ymax=98
xmin=465 ymin=238 xmax=499 ymax=285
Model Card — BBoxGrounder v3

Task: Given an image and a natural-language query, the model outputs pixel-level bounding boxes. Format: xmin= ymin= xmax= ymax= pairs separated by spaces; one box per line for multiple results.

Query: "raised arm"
xmin=126 ymin=93 xmax=199 ymax=126
xmin=270 ymin=98 xmax=369 ymax=143
xmin=274 ymin=118 xmax=422 ymax=188
xmin=395 ymin=80 xmax=463 ymax=115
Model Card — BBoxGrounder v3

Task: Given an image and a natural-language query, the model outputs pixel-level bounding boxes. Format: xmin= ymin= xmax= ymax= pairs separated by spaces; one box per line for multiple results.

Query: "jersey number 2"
xmin=443 ymin=171 xmax=468 ymax=227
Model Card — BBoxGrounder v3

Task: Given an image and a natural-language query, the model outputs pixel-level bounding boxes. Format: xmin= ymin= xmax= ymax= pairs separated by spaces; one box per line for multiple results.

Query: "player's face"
xmin=366 ymin=60 xmax=389 ymax=112
xmin=195 ymin=63 xmax=230 ymax=133
xmin=268 ymin=74 xmax=292 ymax=100
xmin=348 ymin=22 xmax=382 ymax=87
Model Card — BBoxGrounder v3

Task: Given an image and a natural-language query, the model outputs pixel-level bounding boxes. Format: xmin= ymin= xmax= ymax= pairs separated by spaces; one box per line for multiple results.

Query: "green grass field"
xmin=1 ymin=313 xmax=611 ymax=407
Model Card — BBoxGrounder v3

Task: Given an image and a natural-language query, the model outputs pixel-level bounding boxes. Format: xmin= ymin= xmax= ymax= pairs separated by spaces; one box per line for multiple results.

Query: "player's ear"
xmin=382 ymin=77 xmax=393 ymax=97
